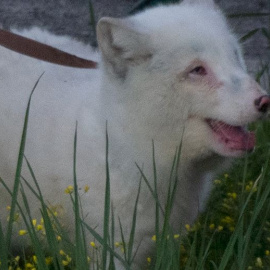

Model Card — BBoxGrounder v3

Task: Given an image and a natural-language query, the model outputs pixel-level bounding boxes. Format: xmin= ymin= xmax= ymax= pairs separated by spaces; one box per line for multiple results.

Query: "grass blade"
xmin=82 ymin=220 xmax=129 ymax=268
xmin=152 ymin=141 xmax=160 ymax=245
xmin=127 ymin=180 xmax=142 ymax=265
xmin=0 ymin=220 xmax=8 ymax=269
xmin=6 ymin=73 xmax=44 ymax=249
xmin=73 ymin=122 xmax=88 ymax=269
xmin=240 ymin=28 xmax=259 ymax=43
xmin=103 ymin=122 xmax=111 ymax=269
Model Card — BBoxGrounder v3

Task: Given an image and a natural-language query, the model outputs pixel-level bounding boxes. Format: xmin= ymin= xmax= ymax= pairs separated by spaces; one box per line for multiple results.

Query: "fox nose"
xmin=255 ymin=95 xmax=270 ymax=113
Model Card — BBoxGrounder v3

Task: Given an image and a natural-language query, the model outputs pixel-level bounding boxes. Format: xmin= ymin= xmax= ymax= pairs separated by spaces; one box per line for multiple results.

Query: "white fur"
xmin=0 ymin=0 xmax=267 ymax=268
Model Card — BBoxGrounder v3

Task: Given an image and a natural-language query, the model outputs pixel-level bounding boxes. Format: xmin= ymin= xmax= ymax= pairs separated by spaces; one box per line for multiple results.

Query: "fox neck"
xmin=99 ymin=65 xmax=187 ymax=144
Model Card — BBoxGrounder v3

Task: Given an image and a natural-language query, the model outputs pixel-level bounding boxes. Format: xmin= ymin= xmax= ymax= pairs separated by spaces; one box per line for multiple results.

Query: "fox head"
xmin=96 ymin=0 xmax=269 ymax=159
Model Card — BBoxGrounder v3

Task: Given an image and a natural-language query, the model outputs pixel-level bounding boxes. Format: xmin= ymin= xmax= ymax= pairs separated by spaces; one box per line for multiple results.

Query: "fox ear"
xmin=97 ymin=17 xmax=152 ymax=78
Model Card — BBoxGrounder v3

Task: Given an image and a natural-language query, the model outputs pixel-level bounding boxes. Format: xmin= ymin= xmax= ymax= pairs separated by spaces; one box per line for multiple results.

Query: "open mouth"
xmin=206 ymin=119 xmax=255 ymax=153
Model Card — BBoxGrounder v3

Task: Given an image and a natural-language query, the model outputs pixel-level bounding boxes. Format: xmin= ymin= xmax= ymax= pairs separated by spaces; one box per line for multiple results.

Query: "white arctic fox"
xmin=0 ymin=0 xmax=269 ymax=268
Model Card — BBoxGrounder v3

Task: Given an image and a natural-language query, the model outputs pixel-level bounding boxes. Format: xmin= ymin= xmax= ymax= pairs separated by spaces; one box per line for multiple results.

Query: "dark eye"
xmin=190 ymin=66 xmax=207 ymax=76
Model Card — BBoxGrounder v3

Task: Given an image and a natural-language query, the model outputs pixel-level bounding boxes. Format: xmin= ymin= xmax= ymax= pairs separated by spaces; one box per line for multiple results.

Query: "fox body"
xmin=0 ymin=0 xmax=269 ymax=268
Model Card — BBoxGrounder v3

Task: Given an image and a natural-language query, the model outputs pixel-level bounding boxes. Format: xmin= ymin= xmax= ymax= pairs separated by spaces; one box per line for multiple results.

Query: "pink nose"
xmin=255 ymin=95 xmax=270 ymax=113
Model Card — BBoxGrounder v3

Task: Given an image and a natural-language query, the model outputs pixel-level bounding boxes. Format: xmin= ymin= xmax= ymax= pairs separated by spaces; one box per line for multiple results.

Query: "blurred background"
xmin=0 ymin=0 xmax=269 ymax=74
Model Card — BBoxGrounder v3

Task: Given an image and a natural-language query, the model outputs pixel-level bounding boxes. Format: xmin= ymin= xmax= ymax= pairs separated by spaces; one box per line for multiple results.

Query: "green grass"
xmin=180 ymin=121 xmax=270 ymax=269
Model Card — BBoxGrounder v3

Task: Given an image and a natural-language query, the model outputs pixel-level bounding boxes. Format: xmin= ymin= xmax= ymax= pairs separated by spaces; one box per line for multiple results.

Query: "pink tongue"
xmin=207 ymin=120 xmax=255 ymax=151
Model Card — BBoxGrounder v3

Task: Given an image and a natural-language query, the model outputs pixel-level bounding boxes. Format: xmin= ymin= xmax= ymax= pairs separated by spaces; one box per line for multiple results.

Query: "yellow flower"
xmin=36 ymin=224 xmax=43 ymax=231
xmin=245 ymin=181 xmax=257 ymax=192
xmin=84 ymin=185 xmax=90 ymax=192
xmin=32 ymin=255 xmax=37 ymax=263
xmin=147 ymin=257 xmax=151 ymax=264
xmin=224 ymin=173 xmax=229 ymax=179
xmin=65 ymin=185 xmax=74 ymax=194
xmin=6 ymin=205 xmax=11 ymax=211
xmin=90 ymin=241 xmax=96 ymax=248
xmin=115 ymin=242 xmax=121 ymax=248
xmin=222 ymin=203 xmax=232 ymax=210
xmin=221 ymin=216 xmax=234 ymax=224
xmin=185 ymin=224 xmax=191 ymax=231
xmin=255 ymin=257 xmax=263 ymax=268
xmin=45 ymin=257 xmax=53 ymax=265
xmin=14 ymin=213 xmax=20 ymax=222
xmin=7 ymin=213 xmax=20 ymax=222
xmin=209 ymin=224 xmax=215 ymax=230
xmin=227 ymin=192 xmax=237 ymax=199
xmin=62 ymin=255 xmax=72 ymax=266
xmin=19 ymin=230 xmax=27 ymax=236
xmin=265 ymin=250 xmax=270 ymax=256
xmin=25 ymin=263 xmax=34 ymax=268
xmin=59 ymin=250 xmax=66 ymax=256
xmin=151 ymin=235 xmax=156 ymax=242
xmin=174 ymin=234 xmax=180 ymax=239
xmin=217 ymin=226 xmax=223 ymax=232
xmin=32 ymin=219 xmax=37 ymax=227
xmin=62 ymin=259 xmax=70 ymax=266
xmin=214 ymin=179 xmax=222 ymax=185
xmin=57 ymin=235 xmax=62 ymax=241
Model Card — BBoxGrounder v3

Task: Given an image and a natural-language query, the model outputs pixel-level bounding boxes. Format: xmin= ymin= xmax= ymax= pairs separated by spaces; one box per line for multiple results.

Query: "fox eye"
xmin=190 ymin=66 xmax=207 ymax=76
